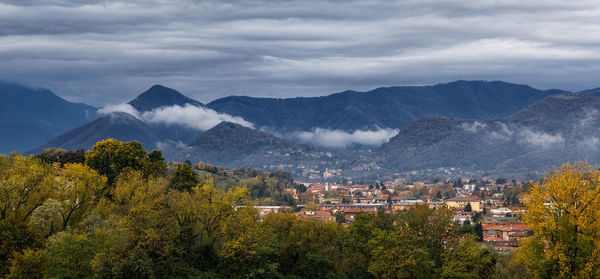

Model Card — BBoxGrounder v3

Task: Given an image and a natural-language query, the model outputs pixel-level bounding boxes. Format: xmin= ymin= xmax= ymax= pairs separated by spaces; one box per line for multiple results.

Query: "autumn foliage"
xmin=2 ymin=140 xmax=600 ymax=278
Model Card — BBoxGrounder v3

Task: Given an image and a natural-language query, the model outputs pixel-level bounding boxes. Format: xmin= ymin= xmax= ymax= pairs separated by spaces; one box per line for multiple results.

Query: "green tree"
xmin=441 ymin=235 xmax=496 ymax=278
xmin=396 ymin=204 xmax=460 ymax=268
xmin=44 ymin=232 xmax=98 ymax=279
xmin=474 ymin=222 xmax=484 ymax=242
xmin=459 ymin=220 xmax=475 ymax=235
xmin=7 ymin=249 xmax=47 ymax=279
xmin=369 ymin=228 xmax=435 ymax=278
xmin=169 ymin=163 xmax=198 ymax=192
xmin=464 ymin=202 xmax=472 ymax=212
xmin=36 ymin=148 xmax=85 ymax=166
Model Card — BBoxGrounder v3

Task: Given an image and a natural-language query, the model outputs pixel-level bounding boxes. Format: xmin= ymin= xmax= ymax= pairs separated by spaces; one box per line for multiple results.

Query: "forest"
xmin=1 ymin=139 xmax=599 ymax=278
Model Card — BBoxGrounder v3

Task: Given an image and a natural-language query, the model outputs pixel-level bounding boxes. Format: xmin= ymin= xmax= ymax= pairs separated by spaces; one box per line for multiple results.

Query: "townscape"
xmin=3 ymin=0 xmax=600 ymax=278
xmin=203 ymin=162 xmax=534 ymax=252
xmin=2 ymin=142 xmax=598 ymax=278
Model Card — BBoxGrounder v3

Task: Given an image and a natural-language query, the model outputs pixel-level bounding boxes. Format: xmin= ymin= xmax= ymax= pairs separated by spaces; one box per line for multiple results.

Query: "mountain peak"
xmin=210 ymin=121 xmax=248 ymax=130
xmin=128 ymin=85 xmax=203 ymax=112
xmin=29 ymin=111 xmax=162 ymax=154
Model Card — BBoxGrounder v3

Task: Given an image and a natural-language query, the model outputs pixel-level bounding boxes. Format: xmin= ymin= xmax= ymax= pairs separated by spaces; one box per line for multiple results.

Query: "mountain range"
xmin=366 ymin=93 xmax=600 ymax=176
xmin=0 ymin=81 xmax=97 ymax=154
xmin=4 ymin=80 xmax=600 ymax=179
xmin=167 ymin=121 xmax=343 ymax=170
xmin=207 ymin=80 xmax=562 ymax=132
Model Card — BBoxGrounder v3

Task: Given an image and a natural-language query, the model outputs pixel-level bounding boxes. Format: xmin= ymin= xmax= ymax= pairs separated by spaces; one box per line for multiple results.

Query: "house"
xmin=296 ymin=210 xmax=335 ymax=222
xmin=444 ymin=196 xmax=482 ymax=212
xmin=482 ymin=223 xmax=531 ymax=251
xmin=453 ymin=211 xmax=475 ymax=223
xmin=490 ymin=207 xmax=513 ymax=217
xmin=342 ymin=207 xmax=365 ymax=223
xmin=252 ymin=206 xmax=292 ymax=218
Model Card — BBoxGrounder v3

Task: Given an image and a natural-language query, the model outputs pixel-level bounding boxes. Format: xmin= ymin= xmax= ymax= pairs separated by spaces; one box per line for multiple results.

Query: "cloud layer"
xmin=2 ymin=0 xmax=600 ymax=105
xmin=99 ymin=103 xmax=397 ymax=148
xmin=98 ymin=103 xmax=254 ymax=130
xmin=294 ymin=128 xmax=399 ymax=149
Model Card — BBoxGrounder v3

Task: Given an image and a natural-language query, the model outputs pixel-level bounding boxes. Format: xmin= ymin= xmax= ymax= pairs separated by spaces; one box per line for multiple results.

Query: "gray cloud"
xmin=293 ymin=128 xmax=399 ymax=149
xmin=141 ymin=104 xmax=254 ymax=130
xmin=98 ymin=103 xmax=254 ymax=130
xmin=2 ymin=0 xmax=600 ymax=105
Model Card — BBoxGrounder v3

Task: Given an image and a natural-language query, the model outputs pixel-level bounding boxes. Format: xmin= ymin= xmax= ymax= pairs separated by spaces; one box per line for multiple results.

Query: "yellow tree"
xmin=0 ymin=155 xmax=55 ymax=275
xmin=53 ymin=164 xmax=106 ymax=231
xmin=522 ymin=162 xmax=600 ymax=278
xmin=0 ymin=155 xmax=55 ymax=224
xmin=173 ymin=178 xmax=250 ymax=246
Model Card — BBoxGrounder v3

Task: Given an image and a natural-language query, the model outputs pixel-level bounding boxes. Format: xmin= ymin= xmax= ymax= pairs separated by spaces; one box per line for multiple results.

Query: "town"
xmin=249 ymin=177 xmax=532 ymax=251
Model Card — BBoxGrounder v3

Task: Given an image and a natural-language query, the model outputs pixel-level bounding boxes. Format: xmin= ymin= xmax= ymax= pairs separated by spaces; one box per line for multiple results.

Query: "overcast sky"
xmin=2 ymin=0 xmax=600 ymax=106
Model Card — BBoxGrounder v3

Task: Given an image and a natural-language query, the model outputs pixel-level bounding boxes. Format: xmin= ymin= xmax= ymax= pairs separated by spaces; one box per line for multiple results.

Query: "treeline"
xmin=1 ymin=139 xmax=600 ymax=278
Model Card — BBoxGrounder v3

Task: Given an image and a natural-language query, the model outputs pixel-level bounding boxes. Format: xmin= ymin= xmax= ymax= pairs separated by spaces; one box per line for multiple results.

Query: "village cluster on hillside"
xmin=255 ymin=178 xmax=532 ymax=251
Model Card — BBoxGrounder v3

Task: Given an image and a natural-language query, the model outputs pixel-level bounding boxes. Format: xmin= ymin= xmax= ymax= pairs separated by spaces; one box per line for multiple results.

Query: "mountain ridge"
xmin=207 ymin=80 xmax=565 ymax=132
xmin=0 ymin=81 xmax=98 ymax=153
xmin=364 ymin=93 xmax=600 ymax=175
xmin=29 ymin=112 xmax=163 ymax=154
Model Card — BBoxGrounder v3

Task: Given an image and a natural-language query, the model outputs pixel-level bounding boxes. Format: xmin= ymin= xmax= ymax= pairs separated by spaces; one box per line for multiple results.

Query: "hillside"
xmin=365 ymin=93 xmax=600 ymax=175
xmin=30 ymin=112 xmax=163 ymax=153
xmin=168 ymin=122 xmax=344 ymax=174
xmin=208 ymin=80 xmax=561 ymax=132
xmin=0 ymin=82 xmax=97 ymax=153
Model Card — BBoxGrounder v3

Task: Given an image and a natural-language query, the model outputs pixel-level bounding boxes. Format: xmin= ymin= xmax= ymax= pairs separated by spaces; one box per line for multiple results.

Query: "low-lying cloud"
xmin=97 ymin=103 xmax=138 ymax=116
xmin=460 ymin=121 xmax=566 ymax=148
xmin=141 ymin=104 xmax=254 ymax=130
xmin=520 ymin=129 xmax=565 ymax=148
xmin=99 ymin=103 xmax=254 ymax=130
xmin=460 ymin=121 xmax=487 ymax=133
xmin=293 ymin=128 xmax=399 ymax=149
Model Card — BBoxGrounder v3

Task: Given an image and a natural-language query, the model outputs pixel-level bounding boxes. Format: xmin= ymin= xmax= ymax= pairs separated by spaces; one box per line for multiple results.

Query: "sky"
xmin=2 ymin=0 xmax=600 ymax=106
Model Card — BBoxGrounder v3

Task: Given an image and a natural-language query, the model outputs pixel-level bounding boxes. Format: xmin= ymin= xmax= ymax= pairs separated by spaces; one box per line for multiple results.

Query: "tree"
xmin=521 ymin=162 xmax=600 ymax=278
xmin=37 ymin=148 xmax=85 ymax=166
xmin=395 ymin=204 xmax=460 ymax=269
xmin=44 ymin=232 xmax=98 ymax=279
xmin=464 ymin=202 xmax=472 ymax=212
xmin=85 ymin=139 xmax=147 ymax=186
xmin=440 ymin=235 xmax=496 ymax=278
xmin=169 ymin=163 xmax=198 ymax=192
xmin=369 ymin=229 xmax=435 ymax=278
xmin=474 ymin=222 xmax=483 ymax=242
xmin=53 ymin=164 xmax=106 ymax=231
xmin=0 ymin=155 xmax=54 ymax=275
xmin=85 ymin=139 xmax=165 ymax=188
xmin=7 ymin=249 xmax=47 ymax=279
xmin=144 ymin=150 xmax=166 ymax=178
xmin=459 ymin=220 xmax=475 ymax=235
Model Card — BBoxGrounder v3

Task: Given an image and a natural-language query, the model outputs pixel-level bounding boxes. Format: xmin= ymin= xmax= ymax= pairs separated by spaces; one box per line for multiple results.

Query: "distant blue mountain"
xmin=366 ymin=93 xmax=600 ymax=175
xmin=0 ymin=82 xmax=97 ymax=153
xmin=208 ymin=80 xmax=565 ymax=132
xmin=29 ymin=112 xmax=163 ymax=154
xmin=128 ymin=84 xmax=203 ymax=112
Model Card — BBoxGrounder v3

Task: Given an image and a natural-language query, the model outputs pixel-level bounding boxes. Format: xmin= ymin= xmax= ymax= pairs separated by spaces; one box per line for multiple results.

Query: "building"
xmin=251 ymin=206 xmax=292 ymax=218
xmin=482 ymin=223 xmax=531 ymax=251
xmin=444 ymin=196 xmax=482 ymax=212
xmin=296 ymin=210 xmax=335 ymax=222
xmin=490 ymin=207 xmax=513 ymax=217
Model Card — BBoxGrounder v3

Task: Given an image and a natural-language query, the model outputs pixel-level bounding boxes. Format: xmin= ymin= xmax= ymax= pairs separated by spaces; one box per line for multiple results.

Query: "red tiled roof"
xmin=483 ymin=224 xmax=530 ymax=231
